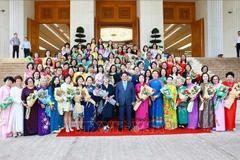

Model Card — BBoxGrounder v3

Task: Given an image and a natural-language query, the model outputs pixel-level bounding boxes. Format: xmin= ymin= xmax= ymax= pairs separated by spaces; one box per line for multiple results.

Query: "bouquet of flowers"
xmin=25 ymin=55 xmax=33 ymax=63
xmin=34 ymin=79 xmax=40 ymax=88
xmin=185 ymin=85 xmax=201 ymax=112
xmin=109 ymin=76 xmax=115 ymax=85
xmin=65 ymin=86 xmax=75 ymax=101
xmin=116 ymin=64 xmax=121 ymax=73
xmin=0 ymin=97 xmax=14 ymax=111
xmin=176 ymin=86 xmax=189 ymax=106
xmin=60 ymin=85 xmax=75 ymax=112
xmin=214 ymin=84 xmax=228 ymax=109
xmin=93 ymin=87 xmax=109 ymax=98
xmin=37 ymin=89 xmax=54 ymax=117
xmin=190 ymin=69 xmax=198 ymax=80
xmin=45 ymin=75 xmax=52 ymax=84
xmin=50 ymin=68 xmax=56 ymax=75
xmin=72 ymin=52 xmax=79 ymax=60
xmin=224 ymin=82 xmax=240 ymax=109
xmin=134 ymin=85 xmax=154 ymax=111
xmin=0 ymin=96 xmax=14 ymax=125
xmin=80 ymin=88 xmax=96 ymax=106
xmin=74 ymin=87 xmax=84 ymax=114
xmin=25 ymin=90 xmax=37 ymax=119
xmin=54 ymin=87 xmax=65 ymax=115
xmin=161 ymin=85 xmax=176 ymax=110
xmin=199 ymin=84 xmax=215 ymax=111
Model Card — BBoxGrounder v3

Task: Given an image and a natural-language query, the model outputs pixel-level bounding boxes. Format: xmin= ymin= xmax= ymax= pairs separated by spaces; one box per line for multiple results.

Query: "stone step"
xmin=195 ymin=57 xmax=240 ymax=82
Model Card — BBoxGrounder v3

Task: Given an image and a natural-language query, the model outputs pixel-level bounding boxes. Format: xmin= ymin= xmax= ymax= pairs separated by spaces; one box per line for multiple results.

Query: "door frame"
xmin=95 ymin=1 xmax=139 ymax=47
xmin=163 ymin=2 xmax=204 ymax=57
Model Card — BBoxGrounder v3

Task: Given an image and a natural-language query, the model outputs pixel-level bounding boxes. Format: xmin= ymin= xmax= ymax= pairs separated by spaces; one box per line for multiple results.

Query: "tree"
xmin=149 ymin=28 xmax=163 ymax=49
xmin=74 ymin=26 xmax=87 ymax=48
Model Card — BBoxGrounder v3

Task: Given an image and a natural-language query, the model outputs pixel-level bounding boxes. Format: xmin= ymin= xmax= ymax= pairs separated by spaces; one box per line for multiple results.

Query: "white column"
xmin=0 ymin=1 xmax=10 ymax=58
xmin=137 ymin=0 xmax=164 ymax=50
xmin=9 ymin=0 xmax=34 ymax=58
xmin=207 ymin=0 xmax=223 ymax=57
xmin=70 ymin=0 xmax=95 ymax=47
xmin=9 ymin=0 xmax=24 ymax=58
xmin=196 ymin=0 xmax=223 ymax=57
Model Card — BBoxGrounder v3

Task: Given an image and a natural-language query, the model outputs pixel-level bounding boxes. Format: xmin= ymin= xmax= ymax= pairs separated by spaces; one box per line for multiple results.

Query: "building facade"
xmin=0 ymin=0 xmax=239 ymax=58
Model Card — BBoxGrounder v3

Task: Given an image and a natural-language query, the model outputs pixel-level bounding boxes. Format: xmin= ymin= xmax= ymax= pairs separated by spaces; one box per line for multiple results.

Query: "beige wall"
xmin=223 ymin=0 xmax=240 ymax=57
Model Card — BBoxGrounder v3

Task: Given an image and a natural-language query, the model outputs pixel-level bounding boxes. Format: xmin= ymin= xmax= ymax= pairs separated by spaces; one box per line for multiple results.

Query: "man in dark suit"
xmin=115 ymin=72 xmax=135 ymax=131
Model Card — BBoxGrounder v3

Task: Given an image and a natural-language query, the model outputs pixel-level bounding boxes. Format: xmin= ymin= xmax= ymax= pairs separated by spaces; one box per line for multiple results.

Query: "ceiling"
xmin=39 ymin=23 xmax=191 ymax=56
xmin=39 ymin=23 xmax=70 ymax=56
xmin=101 ymin=27 xmax=133 ymax=42
xmin=164 ymin=24 xmax=192 ymax=56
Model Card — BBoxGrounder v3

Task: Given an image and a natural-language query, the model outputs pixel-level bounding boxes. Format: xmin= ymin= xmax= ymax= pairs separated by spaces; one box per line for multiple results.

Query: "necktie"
xmin=123 ymin=81 xmax=127 ymax=90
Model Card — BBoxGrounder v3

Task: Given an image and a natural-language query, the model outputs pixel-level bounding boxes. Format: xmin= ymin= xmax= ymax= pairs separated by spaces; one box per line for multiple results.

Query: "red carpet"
xmin=57 ymin=121 xmax=211 ymax=137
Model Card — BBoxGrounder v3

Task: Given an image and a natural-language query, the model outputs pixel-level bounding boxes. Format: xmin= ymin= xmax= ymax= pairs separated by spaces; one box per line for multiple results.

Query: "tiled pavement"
xmin=1 ymin=125 xmax=240 ymax=160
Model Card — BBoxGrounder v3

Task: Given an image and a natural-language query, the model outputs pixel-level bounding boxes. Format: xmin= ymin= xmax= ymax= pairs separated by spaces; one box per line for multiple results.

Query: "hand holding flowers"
xmin=25 ymin=90 xmax=37 ymax=119
xmin=199 ymin=84 xmax=215 ymax=111
xmin=37 ymin=89 xmax=54 ymax=117
xmin=54 ymin=87 xmax=65 ymax=115
xmin=184 ymin=85 xmax=201 ymax=112
xmin=214 ymin=84 xmax=228 ymax=109
xmin=134 ymin=85 xmax=154 ymax=111
xmin=224 ymin=82 xmax=240 ymax=109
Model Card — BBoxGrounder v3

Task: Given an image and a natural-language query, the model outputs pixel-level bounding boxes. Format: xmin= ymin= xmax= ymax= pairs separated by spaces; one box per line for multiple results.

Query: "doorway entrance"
xmin=28 ymin=1 xmax=70 ymax=57
xmin=163 ymin=2 xmax=204 ymax=57
xmin=164 ymin=24 xmax=192 ymax=57
xmin=100 ymin=26 xmax=133 ymax=45
xmin=39 ymin=23 xmax=70 ymax=57
xmin=95 ymin=1 xmax=139 ymax=47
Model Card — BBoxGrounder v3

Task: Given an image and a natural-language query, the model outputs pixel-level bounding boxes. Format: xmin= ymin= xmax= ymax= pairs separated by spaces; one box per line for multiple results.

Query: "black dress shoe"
xmin=126 ymin=126 xmax=132 ymax=131
xmin=118 ymin=128 xmax=123 ymax=132
xmin=76 ymin=129 xmax=80 ymax=132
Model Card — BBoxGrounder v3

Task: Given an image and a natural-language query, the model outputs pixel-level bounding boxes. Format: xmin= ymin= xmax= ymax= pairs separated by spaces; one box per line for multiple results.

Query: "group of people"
xmin=10 ymin=33 xmax=31 ymax=58
xmin=0 ymin=37 xmax=239 ymax=139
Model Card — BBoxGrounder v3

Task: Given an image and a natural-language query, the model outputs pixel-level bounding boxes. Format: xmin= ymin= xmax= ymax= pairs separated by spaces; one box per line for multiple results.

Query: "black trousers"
xmin=24 ymin=48 xmax=30 ymax=58
xmin=236 ymin=43 xmax=240 ymax=57
xmin=13 ymin=45 xmax=19 ymax=58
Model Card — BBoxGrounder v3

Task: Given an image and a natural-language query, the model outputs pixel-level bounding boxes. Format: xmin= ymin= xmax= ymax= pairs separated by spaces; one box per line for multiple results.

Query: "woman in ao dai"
xmin=8 ymin=76 xmax=24 ymax=137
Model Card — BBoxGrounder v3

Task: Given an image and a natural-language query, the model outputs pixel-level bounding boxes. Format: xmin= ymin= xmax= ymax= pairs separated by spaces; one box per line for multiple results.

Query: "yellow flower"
xmin=165 ymin=122 xmax=171 ymax=129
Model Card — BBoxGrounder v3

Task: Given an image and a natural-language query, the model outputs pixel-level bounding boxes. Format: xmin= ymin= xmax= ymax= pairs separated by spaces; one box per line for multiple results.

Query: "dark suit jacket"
xmin=115 ymin=81 xmax=135 ymax=106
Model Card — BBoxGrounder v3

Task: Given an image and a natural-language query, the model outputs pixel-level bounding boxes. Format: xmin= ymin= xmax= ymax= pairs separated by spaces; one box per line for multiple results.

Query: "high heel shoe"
xmin=66 ymin=128 xmax=70 ymax=133
xmin=69 ymin=128 xmax=74 ymax=132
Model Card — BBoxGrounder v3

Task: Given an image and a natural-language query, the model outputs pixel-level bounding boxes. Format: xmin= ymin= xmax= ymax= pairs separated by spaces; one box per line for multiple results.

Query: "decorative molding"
xmin=179 ymin=8 xmax=190 ymax=20
xmin=119 ymin=7 xmax=131 ymax=19
xmin=41 ymin=8 xmax=53 ymax=19
xmin=96 ymin=1 xmax=136 ymax=22
xmin=102 ymin=7 xmax=114 ymax=19
xmin=95 ymin=1 xmax=138 ymax=46
xmin=58 ymin=7 xmax=70 ymax=19
xmin=164 ymin=8 xmax=174 ymax=20
xmin=35 ymin=1 xmax=70 ymax=23
xmin=163 ymin=2 xmax=195 ymax=24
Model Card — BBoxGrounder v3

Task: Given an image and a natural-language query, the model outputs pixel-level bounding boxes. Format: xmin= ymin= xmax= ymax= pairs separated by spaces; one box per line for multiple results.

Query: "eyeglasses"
xmin=186 ymin=78 xmax=191 ymax=80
